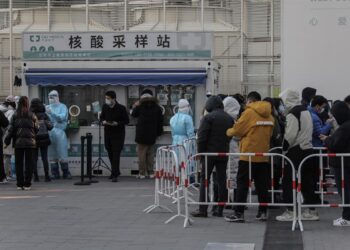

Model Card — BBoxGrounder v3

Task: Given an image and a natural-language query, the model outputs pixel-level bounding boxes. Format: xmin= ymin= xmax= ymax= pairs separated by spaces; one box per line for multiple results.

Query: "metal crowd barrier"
xmin=143 ymin=145 xmax=188 ymax=224
xmin=182 ymin=152 xmax=298 ymax=230
xmin=297 ymin=153 xmax=350 ymax=231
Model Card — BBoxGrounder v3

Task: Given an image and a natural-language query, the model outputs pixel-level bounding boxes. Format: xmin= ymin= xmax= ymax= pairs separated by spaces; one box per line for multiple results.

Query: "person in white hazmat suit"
xmin=46 ymin=90 xmax=71 ymax=179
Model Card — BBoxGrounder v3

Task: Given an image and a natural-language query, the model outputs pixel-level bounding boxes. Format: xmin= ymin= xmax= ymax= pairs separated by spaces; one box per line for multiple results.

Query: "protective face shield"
xmin=48 ymin=90 xmax=59 ymax=104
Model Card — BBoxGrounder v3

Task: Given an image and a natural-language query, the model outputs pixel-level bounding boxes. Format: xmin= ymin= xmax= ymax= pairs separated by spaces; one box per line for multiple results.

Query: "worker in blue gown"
xmin=46 ymin=90 xmax=71 ymax=179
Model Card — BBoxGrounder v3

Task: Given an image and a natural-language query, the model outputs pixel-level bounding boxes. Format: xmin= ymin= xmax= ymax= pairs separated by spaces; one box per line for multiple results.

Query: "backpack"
xmin=37 ymin=119 xmax=48 ymax=139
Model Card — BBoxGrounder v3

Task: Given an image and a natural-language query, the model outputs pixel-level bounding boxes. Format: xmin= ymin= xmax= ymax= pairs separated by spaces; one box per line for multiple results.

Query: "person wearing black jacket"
xmin=131 ymin=89 xmax=163 ymax=179
xmin=30 ymin=98 xmax=53 ymax=182
xmin=4 ymin=96 xmax=39 ymax=190
xmin=0 ymin=110 xmax=9 ymax=183
xmin=191 ymin=96 xmax=234 ymax=217
xmin=321 ymin=101 xmax=350 ymax=226
xmin=100 ymin=91 xmax=129 ymax=182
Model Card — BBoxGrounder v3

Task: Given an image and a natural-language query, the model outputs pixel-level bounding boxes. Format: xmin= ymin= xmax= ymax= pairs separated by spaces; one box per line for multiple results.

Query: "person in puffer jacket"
xmin=321 ymin=101 xmax=350 ymax=227
xmin=4 ymin=96 xmax=39 ymax=190
xmin=30 ymin=98 xmax=53 ymax=182
xmin=191 ymin=96 xmax=234 ymax=218
xmin=225 ymin=91 xmax=274 ymax=223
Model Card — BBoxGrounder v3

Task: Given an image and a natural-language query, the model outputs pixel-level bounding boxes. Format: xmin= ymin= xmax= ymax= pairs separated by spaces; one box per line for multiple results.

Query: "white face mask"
xmin=278 ymin=105 xmax=285 ymax=114
xmin=105 ymin=99 xmax=113 ymax=106
xmin=49 ymin=98 xmax=55 ymax=104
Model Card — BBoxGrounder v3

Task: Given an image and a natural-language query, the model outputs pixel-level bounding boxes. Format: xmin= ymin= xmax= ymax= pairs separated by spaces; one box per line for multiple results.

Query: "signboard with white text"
xmin=23 ymin=32 xmax=213 ymax=60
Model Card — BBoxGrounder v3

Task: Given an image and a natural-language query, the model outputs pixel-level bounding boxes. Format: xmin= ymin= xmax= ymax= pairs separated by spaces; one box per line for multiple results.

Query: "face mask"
xmin=105 ymin=99 xmax=113 ymax=106
xmin=49 ymin=98 xmax=55 ymax=104
xmin=278 ymin=105 xmax=285 ymax=114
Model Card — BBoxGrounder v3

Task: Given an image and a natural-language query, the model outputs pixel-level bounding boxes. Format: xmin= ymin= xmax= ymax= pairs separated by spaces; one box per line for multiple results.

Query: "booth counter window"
xmin=39 ymin=85 xmax=195 ymax=128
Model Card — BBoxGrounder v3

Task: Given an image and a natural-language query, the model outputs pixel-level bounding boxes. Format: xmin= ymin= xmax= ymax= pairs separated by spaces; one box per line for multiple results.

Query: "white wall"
xmin=282 ymin=0 xmax=350 ymax=101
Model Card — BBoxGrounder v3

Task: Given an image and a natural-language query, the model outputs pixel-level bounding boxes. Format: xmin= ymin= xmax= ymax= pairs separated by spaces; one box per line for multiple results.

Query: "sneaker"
xmin=24 ymin=186 xmax=31 ymax=191
xmin=0 ymin=178 xmax=8 ymax=184
xmin=225 ymin=212 xmax=245 ymax=223
xmin=333 ymin=217 xmax=350 ymax=227
xmin=190 ymin=210 xmax=208 ymax=218
xmin=255 ymin=211 xmax=268 ymax=221
xmin=301 ymin=209 xmax=319 ymax=221
xmin=149 ymin=174 xmax=155 ymax=179
xmin=138 ymin=175 xmax=146 ymax=179
xmin=7 ymin=176 xmax=15 ymax=181
xmin=276 ymin=210 xmax=294 ymax=222
xmin=17 ymin=186 xmax=23 ymax=190
xmin=112 ymin=177 xmax=118 ymax=183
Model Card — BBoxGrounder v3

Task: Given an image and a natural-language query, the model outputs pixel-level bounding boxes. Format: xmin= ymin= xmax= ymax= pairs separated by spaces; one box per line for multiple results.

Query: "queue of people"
xmin=1 ymin=88 xmax=350 ymax=227
xmin=185 ymin=89 xmax=350 ymax=227
xmin=0 ymin=91 xmax=72 ymax=189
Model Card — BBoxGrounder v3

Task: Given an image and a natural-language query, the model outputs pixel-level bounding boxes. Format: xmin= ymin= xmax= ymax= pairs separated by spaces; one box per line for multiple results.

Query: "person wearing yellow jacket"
xmin=225 ymin=91 xmax=274 ymax=223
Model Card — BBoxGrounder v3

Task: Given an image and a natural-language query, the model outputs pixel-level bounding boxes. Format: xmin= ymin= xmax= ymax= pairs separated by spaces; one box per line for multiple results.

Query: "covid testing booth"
xmin=22 ymin=31 xmax=219 ymax=176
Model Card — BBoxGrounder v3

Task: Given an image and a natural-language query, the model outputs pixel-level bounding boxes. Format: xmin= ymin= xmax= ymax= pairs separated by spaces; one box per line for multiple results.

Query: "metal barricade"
xmin=297 ymin=153 xmax=350 ymax=231
xmin=143 ymin=145 xmax=187 ymax=224
xmin=182 ymin=152 xmax=298 ymax=230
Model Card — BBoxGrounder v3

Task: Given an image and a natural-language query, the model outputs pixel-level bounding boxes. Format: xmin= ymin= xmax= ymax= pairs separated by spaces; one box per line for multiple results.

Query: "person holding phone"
xmin=100 ymin=91 xmax=129 ymax=182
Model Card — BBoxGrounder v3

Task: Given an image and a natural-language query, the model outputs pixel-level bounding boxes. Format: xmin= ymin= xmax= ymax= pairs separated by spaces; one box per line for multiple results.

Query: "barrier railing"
xmin=182 ymin=152 xmax=298 ymax=230
xmin=143 ymin=145 xmax=188 ymax=224
xmin=297 ymin=153 xmax=350 ymax=231
xmin=183 ymin=137 xmax=199 ymax=189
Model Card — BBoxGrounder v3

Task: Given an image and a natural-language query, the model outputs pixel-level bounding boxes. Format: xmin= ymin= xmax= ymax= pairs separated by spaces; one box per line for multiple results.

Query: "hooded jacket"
xmin=30 ymin=98 xmax=53 ymax=147
xmin=223 ymin=97 xmax=240 ymax=121
xmin=197 ymin=96 xmax=234 ymax=155
xmin=279 ymin=89 xmax=313 ymax=152
xmin=325 ymin=101 xmax=350 ymax=169
xmin=131 ymin=97 xmax=163 ymax=145
xmin=226 ymin=101 xmax=274 ymax=162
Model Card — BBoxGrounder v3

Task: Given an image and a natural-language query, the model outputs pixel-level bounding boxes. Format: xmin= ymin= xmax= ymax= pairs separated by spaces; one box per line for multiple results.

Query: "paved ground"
xmin=0 ymin=177 xmax=349 ymax=250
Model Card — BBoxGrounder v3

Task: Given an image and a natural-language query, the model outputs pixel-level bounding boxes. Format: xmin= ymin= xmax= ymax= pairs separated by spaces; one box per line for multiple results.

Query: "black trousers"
xmin=105 ymin=135 xmax=124 ymax=178
xmin=333 ymin=166 xmax=350 ymax=220
xmin=234 ymin=161 xmax=270 ymax=214
xmin=15 ymin=148 xmax=35 ymax=187
xmin=34 ymin=146 xmax=50 ymax=178
xmin=282 ymin=146 xmax=320 ymax=205
xmin=0 ymin=141 xmax=6 ymax=180
xmin=199 ymin=157 xmax=227 ymax=213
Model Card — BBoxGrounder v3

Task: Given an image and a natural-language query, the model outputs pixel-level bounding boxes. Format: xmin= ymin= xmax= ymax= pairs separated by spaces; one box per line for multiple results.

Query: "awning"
xmin=25 ymin=68 xmax=207 ymax=86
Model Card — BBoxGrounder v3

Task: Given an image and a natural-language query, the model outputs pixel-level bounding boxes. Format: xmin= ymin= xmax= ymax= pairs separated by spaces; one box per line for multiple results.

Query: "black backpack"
xmin=37 ymin=119 xmax=48 ymax=139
